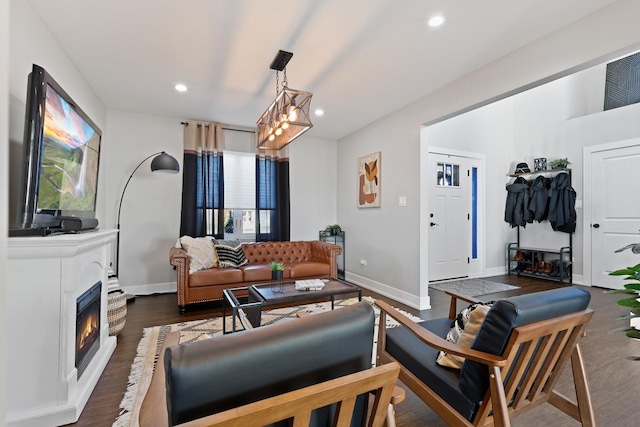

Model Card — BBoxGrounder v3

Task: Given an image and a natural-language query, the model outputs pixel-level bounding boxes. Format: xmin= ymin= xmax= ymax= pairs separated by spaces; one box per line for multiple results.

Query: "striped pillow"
xmin=214 ymin=240 xmax=248 ymax=268
xmin=436 ymin=302 xmax=493 ymax=369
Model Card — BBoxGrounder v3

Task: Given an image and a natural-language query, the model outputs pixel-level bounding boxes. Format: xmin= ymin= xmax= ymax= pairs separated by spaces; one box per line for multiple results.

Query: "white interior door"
xmin=428 ymin=153 xmax=470 ymax=282
xmin=590 ymin=144 xmax=640 ymax=289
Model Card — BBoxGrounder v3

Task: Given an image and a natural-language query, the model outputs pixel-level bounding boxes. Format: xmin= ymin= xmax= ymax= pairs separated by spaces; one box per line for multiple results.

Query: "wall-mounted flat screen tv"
xmin=18 ymin=64 xmax=102 ymax=231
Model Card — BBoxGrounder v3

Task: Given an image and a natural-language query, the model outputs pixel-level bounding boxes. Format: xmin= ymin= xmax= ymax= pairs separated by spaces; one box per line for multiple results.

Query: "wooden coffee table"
xmin=223 ymin=277 xmax=362 ymax=333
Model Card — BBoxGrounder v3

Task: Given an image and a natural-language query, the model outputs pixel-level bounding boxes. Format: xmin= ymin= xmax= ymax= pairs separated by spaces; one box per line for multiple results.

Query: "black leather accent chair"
xmin=164 ymin=301 xmax=375 ymax=426
xmin=377 ymin=286 xmax=595 ymax=427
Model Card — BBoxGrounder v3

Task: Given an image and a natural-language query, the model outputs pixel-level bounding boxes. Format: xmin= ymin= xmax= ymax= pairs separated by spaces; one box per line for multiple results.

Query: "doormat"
xmin=429 ymin=278 xmax=519 ymax=297
xmin=113 ymin=296 xmax=421 ymax=427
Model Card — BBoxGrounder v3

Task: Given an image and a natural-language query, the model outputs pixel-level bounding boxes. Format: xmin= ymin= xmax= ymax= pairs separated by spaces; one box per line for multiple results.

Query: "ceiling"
xmin=27 ymin=0 xmax=619 ymax=140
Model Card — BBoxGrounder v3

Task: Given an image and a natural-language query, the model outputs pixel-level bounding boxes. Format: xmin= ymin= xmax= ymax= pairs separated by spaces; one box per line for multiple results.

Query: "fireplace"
xmin=76 ymin=281 xmax=102 ymax=379
xmin=8 ymin=230 xmax=118 ymax=426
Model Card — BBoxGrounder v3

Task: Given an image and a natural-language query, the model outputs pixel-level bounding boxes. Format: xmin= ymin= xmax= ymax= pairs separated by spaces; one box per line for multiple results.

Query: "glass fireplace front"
xmin=76 ymin=281 xmax=101 ymax=378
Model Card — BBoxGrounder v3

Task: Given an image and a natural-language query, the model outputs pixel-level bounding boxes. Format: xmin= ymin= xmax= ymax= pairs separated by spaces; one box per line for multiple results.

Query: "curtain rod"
xmin=180 ymin=121 xmax=256 ymax=134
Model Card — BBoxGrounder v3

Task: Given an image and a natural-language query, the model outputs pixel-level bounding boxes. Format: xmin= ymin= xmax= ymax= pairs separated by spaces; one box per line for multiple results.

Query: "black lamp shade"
xmin=151 ymin=151 xmax=180 ymax=173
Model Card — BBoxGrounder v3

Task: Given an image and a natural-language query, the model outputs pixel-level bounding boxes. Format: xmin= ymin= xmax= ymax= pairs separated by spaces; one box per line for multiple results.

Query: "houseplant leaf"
xmin=609 ymin=268 xmax=637 ymax=276
xmin=616 ymin=297 xmax=640 ymax=308
xmin=616 ymin=314 xmax=640 ymax=321
xmin=609 ymin=325 xmax=637 ymax=334
xmin=626 ymin=328 xmax=640 ymax=339
xmin=603 ymin=289 xmax=638 ymax=295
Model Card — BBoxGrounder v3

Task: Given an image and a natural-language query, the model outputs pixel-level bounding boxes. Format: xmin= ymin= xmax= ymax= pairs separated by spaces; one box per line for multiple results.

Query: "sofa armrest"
xmin=170 ymin=247 xmax=190 ymax=308
xmin=309 ymin=240 xmax=342 ymax=278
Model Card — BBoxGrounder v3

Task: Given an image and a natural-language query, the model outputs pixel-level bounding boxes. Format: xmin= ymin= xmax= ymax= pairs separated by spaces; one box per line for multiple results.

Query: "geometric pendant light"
xmin=257 ymin=50 xmax=313 ymax=150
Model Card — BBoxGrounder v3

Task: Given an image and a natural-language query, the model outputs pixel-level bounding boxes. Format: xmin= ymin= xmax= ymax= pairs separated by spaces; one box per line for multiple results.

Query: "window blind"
xmin=223 ymin=151 xmax=255 ymax=209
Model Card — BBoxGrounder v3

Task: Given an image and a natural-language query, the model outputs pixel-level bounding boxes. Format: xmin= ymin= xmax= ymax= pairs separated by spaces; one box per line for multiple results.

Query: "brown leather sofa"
xmin=170 ymin=240 xmax=342 ymax=312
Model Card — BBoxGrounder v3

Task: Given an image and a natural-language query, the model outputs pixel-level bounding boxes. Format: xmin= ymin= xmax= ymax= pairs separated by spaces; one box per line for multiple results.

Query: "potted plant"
xmin=325 ymin=224 xmax=342 ymax=236
xmin=606 ymin=242 xmax=640 ymax=360
xmin=548 ymin=157 xmax=571 ymax=170
xmin=270 ymin=261 xmax=285 ymax=281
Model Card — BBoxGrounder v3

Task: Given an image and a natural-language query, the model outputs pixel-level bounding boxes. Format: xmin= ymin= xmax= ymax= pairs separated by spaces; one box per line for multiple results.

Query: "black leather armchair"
xmin=164 ymin=301 xmax=376 ymax=426
xmin=377 ymin=286 xmax=595 ymax=427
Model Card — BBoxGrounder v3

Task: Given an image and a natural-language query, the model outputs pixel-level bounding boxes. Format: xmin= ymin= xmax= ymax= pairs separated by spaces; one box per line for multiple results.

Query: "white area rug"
xmin=113 ymin=296 xmax=420 ymax=427
xmin=429 ymin=278 xmax=519 ymax=297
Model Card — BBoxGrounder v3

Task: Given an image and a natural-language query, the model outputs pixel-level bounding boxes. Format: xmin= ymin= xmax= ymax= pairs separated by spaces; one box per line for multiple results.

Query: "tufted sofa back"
xmin=242 ymin=241 xmax=312 ymax=264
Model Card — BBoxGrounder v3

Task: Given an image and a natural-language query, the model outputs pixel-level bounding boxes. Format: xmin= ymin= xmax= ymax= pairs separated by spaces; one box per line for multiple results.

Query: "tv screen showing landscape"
xmin=36 ymin=83 xmax=101 ymax=213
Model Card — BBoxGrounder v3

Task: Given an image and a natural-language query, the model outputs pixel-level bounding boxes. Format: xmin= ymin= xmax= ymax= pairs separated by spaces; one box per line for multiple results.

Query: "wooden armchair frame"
xmin=175 ymin=362 xmax=401 ymax=427
xmin=376 ymin=292 xmax=595 ymax=427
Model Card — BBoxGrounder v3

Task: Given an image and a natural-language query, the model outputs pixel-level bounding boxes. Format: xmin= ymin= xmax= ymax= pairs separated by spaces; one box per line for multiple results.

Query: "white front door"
xmin=590 ymin=143 xmax=640 ymax=289
xmin=427 ymin=153 xmax=470 ymax=282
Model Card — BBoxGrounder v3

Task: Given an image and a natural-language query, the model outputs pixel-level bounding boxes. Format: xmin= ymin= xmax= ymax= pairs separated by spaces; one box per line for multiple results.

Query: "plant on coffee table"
xmin=270 ymin=261 xmax=284 ymax=271
xmin=270 ymin=261 xmax=285 ymax=293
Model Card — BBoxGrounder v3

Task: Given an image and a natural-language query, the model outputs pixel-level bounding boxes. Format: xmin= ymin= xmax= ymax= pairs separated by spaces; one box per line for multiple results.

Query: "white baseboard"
xmin=345 ymin=272 xmax=430 ymax=310
xmin=485 ymin=266 xmax=508 ymax=277
xmin=124 ymin=281 xmax=177 ymax=296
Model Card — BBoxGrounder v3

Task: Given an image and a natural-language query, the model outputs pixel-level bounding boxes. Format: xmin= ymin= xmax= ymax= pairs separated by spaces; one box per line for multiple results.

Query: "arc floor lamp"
xmin=114 ymin=151 xmax=180 ymax=278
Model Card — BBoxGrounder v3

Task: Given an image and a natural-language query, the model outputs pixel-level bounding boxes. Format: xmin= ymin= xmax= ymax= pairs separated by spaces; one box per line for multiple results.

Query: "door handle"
xmin=592 ymin=223 xmax=600 ymax=229
xmin=430 ymin=222 xmax=439 ymax=227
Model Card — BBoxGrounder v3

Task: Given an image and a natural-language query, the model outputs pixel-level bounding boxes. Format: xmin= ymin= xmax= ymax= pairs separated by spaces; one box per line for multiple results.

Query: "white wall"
xmin=105 ymin=110 xmax=183 ymax=295
xmin=425 ymin=63 xmax=640 ymax=286
xmin=338 ymin=0 xmax=640 ymax=308
xmin=510 ymin=68 xmax=640 ymax=282
xmin=105 ymin=112 xmax=337 ymax=295
xmin=5 ymin=0 xmax=337 ymax=299
xmin=1 ymin=0 xmax=10 ymax=422
xmin=289 ymin=135 xmax=338 ymax=240
xmin=8 ymin=0 xmax=108 ymax=227
xmin=425 ymin=98 xmax=515 ymax=272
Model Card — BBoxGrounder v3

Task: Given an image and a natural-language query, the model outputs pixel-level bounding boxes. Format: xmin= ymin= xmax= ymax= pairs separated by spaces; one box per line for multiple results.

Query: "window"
xmin=436 ymin=162 xmax=460 ymax=187
xmin=471 ymin=167 xmax=478 ymax=259
xmin=223 ymin=151 xmax=256 ymax=239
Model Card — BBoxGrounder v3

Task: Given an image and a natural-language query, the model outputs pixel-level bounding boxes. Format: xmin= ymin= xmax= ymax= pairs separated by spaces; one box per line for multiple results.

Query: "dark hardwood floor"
xmin=67 ymin=275 xmax=640 ymax=426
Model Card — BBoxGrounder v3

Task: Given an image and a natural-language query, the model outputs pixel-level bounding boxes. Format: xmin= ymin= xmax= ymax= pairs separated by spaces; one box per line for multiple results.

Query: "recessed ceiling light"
xmin=174 ymin=83 xmax=188 ymax=92
xmin=428 ymin=15 xmax=445 ymax=27
xmin=314 ymin=109 xmax=324 ymax=116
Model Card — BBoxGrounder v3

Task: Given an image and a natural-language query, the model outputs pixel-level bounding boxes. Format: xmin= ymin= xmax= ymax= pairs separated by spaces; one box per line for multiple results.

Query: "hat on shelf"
xmin=514 ymin=162 xmax=530 ymax=174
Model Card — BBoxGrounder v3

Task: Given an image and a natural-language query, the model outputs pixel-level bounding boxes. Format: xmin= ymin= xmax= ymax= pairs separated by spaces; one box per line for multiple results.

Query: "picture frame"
xmin=534 ymin=157 xmax=547 ymax=171
xmin=357 ymin=151 xmax=381 ymax=208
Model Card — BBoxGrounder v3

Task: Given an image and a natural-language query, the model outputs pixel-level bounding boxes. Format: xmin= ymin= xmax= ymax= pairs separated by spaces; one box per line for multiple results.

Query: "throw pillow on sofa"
xmin=179 ymin=236 xmax=218 ymax=274
xmin=436 ymin=302 xmax=493 ymax=369
xmin=213 ymin=239 xmax=248 ymax=268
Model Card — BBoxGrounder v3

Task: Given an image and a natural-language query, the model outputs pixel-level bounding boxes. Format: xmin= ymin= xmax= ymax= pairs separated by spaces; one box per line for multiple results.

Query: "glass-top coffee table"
xmin=222 ymin=277 xmax=362 ymax=333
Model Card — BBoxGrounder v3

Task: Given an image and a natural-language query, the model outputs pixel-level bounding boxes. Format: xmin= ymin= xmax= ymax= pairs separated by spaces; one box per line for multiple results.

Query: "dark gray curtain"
xmin=255 ymin=148 xmax=290 ymax=241
xmin=179 ymin=122 xmax=225 ymax=238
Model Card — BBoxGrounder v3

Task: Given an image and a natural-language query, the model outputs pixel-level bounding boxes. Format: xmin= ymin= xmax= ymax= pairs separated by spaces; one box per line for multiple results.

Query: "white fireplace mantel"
xmin=7 ymin=229 xmax=118 ymax=427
